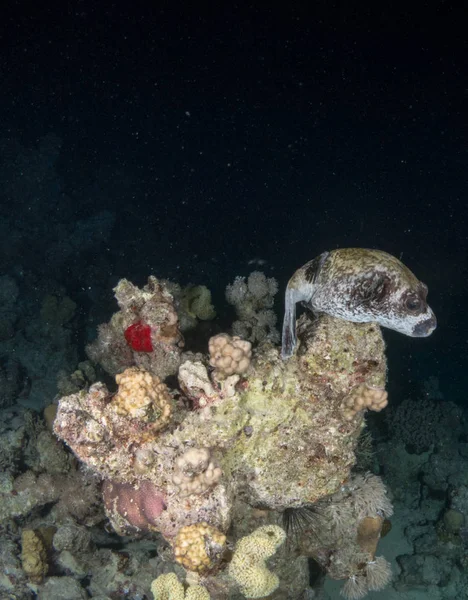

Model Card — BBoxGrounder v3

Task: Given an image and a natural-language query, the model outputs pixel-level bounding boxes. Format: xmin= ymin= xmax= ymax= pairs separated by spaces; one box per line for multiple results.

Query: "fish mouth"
xmin=412 ymin=314 xmax=437 ymax=337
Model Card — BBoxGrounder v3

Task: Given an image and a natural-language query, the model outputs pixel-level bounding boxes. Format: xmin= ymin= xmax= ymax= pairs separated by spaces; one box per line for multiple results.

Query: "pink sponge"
xmin=102 ymin=479 xmax=166 ymax=532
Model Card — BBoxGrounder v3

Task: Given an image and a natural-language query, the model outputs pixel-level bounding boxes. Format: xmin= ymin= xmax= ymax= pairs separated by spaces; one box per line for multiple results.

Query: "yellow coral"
xmin=183 ymin=285 xmax=216 ymax=321
xmin=21 ymin=529 xmax=48 ymax=582
xmin=228 ymin=524 xmax=286 ymax=598
xmin=174 ymin=522 xmax=226 ymax=573
xmin=151 ymin=573 xmax=184 ymax=599
xmin=185 ymin=586 xmax=211 ymax=600
xmin=114 ymin=367 xmax=172 ymax=429
xmin=151 ymin=573 xmax=210 ymax=600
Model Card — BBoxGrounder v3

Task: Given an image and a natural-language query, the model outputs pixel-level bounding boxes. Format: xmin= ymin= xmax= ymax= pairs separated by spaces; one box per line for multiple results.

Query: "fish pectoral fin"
xmin=281 ymin=286 xmax=310 ymax=359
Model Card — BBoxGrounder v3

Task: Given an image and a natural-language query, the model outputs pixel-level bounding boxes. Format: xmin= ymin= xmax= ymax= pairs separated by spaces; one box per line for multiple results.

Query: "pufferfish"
xmin=281 ymin=248 xmax=437 ymax=359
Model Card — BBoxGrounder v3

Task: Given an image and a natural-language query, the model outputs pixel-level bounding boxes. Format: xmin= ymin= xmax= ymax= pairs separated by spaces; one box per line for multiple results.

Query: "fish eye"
xmin=405 ymin=296 xmax=422 ymax=312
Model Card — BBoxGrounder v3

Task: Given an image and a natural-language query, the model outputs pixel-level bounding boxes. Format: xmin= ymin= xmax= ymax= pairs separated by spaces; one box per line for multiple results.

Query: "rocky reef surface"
xmin=2 ymin=273 xmax=442 ymax=600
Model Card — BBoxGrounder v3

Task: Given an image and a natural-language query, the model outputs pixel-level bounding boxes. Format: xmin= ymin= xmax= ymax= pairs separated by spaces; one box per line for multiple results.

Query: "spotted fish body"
xmin=281 ymin=248 xmax=437 ymax=359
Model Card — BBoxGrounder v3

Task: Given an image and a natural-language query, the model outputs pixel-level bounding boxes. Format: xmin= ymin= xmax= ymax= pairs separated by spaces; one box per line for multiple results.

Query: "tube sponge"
xmin=228 ymin=524 xmax=286 ymax=598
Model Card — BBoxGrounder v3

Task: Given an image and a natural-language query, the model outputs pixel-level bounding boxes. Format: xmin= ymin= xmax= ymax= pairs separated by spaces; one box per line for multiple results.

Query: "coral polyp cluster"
xmin=53 ymin=274 xmax=395 ymax=599
xmin=114 ymin=366 xmax=172 ymax=428
xmin=173 ymin=522 xmax=226 ymax=573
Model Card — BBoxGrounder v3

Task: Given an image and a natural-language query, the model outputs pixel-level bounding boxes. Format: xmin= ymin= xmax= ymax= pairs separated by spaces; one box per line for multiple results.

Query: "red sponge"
xmin=124 ymin=321 xmax=153 ymax=352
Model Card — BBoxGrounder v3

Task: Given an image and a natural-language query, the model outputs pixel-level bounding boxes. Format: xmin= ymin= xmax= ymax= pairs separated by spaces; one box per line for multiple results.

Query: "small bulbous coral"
xmin=102 ymin=479 xmax=167 ymax=534
xmin=172 ymin=448 xmax=222 ymax=497
xmin=208 ymin=333 xmax=251 ymax=380
xmin=173 ymin=522 xmax=226 ymax=573
xmin=185 ymin=587 xmax=211 ymax=600
xmin=151 ymin=573 xmax=211 ymax=600
xmin=342 ymin=384 xmax=388 ymax=420
xmin=228 ymin=524 xmax=286 ymax=598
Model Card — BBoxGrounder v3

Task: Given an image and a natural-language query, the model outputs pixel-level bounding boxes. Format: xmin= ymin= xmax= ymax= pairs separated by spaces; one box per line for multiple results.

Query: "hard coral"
xmin=151 ymin=573 xmax=211 ymax=600
xmin=342 ymin=384 xmax=388 ymax=421
xmin=172 ymin=448 xmax=222 ymax=497
xmin=1 ymin=468 xmax=100 ymax=525
xmin=151 ymin=573 xmax=184 ymax=599
xmin=178 ymin=360 xmax=219 ymax=408
xmin=54 ymin=369 xmax=173 ymax=482
xmin=178 ymin=359 xmax=240 ymax=408
xmin=173 ymin=522 xmax=226 ymax=573
xmin=385 ymin=395 xmax=458 ymax=454
xmin=208 ymin=333 xmax=251 ymax=380
xmin=114 ymin=367 xmax=172 ymax=429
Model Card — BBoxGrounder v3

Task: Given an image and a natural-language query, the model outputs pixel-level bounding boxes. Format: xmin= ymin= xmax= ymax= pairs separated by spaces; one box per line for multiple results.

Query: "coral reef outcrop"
xmin=54 ymin=273 xmax=393 ymax=599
